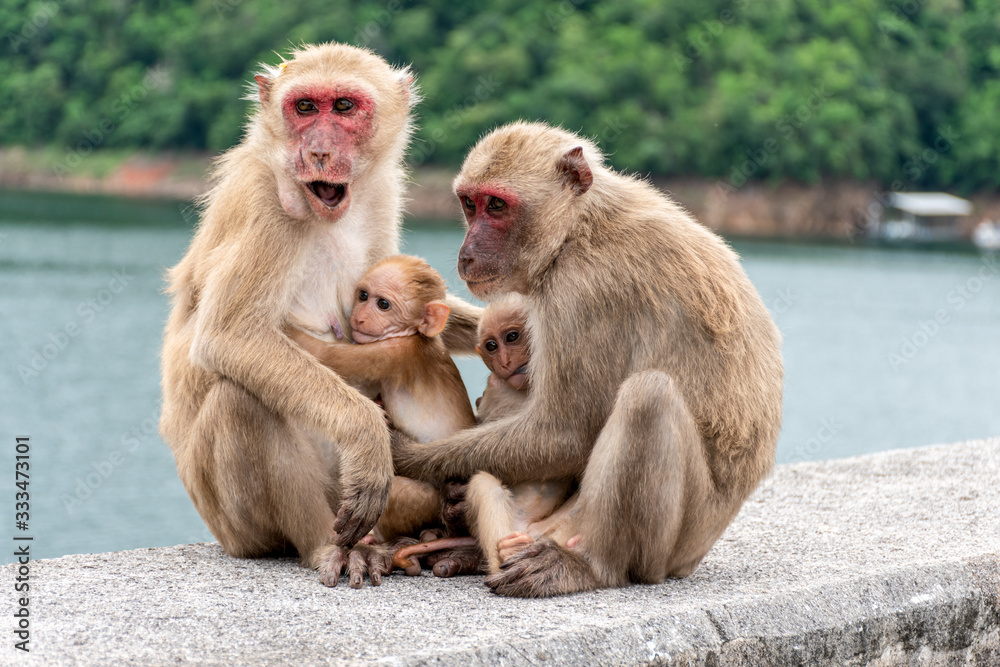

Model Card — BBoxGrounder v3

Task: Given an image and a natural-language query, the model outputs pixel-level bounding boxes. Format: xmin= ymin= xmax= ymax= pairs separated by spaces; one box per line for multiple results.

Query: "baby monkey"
xmin=395 ymin=295 xmax=580 ymax=575
xmin=474 ymin=294 xmax=531 ymax=423
xmin=288 ymin=255 xmax=476 ymax=550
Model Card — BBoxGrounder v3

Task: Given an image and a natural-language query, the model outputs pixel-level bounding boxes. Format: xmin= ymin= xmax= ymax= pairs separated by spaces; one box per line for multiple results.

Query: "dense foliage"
xmin=2 ymin=0 xmax=999 ymax=190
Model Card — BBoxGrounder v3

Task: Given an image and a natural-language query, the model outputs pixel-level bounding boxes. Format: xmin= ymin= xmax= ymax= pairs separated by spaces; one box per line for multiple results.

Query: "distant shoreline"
xmin=3 ymin=146 xmax=997 ymax=239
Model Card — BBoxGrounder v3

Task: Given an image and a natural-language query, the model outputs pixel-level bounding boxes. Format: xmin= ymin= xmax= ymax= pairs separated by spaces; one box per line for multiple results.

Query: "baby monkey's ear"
xmin=419 ymin=301 xmax=451 ymax=338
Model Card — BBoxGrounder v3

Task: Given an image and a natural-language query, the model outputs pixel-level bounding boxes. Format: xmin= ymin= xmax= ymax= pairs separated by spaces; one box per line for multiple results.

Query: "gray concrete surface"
xmin=4 ymin=438 xmax=999 ymax=666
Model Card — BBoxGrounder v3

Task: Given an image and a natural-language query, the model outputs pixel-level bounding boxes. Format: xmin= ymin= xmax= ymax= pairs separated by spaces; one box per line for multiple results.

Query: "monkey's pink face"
xmin=477 ymin=312 xmax=530 ymax=391
xmin=348 ymin=266 xmax=415 ymax=344
xmin=282 ymin=87 xmax=375 ymax=222
xmin=456 ymin=184 xmax=523 ymax=298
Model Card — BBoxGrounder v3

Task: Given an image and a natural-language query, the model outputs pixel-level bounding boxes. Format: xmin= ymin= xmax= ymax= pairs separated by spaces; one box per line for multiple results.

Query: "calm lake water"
xmin=1 ymin=190 xmax=998 ymax=561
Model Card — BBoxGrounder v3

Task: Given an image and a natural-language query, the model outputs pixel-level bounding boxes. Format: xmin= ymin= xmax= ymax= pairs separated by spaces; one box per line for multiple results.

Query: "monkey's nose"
xmin=457 ymin=249 xmax=474 ymax=272
xmin=310 ymin=151 xmax=330 ymax=164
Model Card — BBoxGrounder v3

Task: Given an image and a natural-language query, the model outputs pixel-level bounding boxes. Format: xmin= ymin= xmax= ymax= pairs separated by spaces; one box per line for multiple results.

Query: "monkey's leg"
xmin=487 ymin=371 xmax=716 ymax=597
xmin=371 ymin=476 xmax=442 ymax=543
xmin=191 ymin=380 xmax=391 ymax=587
xmin=465 ymin=472 xmax=518 ymax=573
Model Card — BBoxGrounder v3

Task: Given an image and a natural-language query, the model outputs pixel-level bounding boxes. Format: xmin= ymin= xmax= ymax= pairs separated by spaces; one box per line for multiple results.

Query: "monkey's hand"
xmin=334 ymin=477 xmax=391 ymax=547
xmin=441 ymin=478 xmax=469 ymax=531
xmin=334 ymin=405 xmax=394 ymax=547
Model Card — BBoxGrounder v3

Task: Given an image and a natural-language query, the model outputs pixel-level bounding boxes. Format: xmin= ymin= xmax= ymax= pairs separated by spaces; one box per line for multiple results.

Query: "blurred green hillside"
xmin=2 ymin=0 xmax=999 ymax=191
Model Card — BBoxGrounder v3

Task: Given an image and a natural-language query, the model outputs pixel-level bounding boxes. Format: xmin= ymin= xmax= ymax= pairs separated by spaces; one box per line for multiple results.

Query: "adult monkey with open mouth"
xmin=392 ymin=122 xmax=784 ymax=597
xmin=160 ymin=43 xmax=479 ymax=588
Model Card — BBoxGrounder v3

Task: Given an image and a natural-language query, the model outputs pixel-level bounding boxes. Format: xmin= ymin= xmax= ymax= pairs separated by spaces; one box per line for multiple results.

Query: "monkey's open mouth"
xmin=308 ymin=181 xmax=347 ymax=208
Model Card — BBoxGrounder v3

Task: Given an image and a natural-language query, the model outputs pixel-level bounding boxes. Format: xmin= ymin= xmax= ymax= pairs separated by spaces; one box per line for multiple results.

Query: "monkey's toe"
xmin=497 ymin=531 xmax=535 ymax=563
xmin=426 ymin=546 xmax=483 ymax=578
xmin=317 ymin=543 xmax=392 ymax=588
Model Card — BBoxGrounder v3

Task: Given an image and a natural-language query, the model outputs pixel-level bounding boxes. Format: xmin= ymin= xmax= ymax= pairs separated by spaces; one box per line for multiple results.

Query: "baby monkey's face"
xmin=477 ymin=304 xmax=530 ymax=391
xmin=349 ymin=260 xmax=451 ymax=344
xmin=350 ymin=265 xmax=419 ymax=343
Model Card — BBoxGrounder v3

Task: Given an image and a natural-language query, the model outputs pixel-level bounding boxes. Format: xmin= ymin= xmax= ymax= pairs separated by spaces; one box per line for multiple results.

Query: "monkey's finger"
xmin=318 ymin=547 xmax=350 ymax=587
xmin=442 ymin=500 xmax=467 ymax=525
xmin=365 ymin=549 xmax=392 ymax=586
xmin=444 ymin=480 xmax=468 ymax=501
xmin=334 ymin=499 xmax=379 ymax=547
xmin=348 ymin=548 xmax=369 ymax=589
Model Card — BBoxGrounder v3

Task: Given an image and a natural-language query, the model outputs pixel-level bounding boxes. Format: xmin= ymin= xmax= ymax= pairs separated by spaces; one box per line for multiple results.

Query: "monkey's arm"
xmin=392 ymin=406 xmax=592 ymax=485
xmin=285 ymin=326 xmax=415 ymax=385
xmin=440 ymin=294 xmax=481 ymax=354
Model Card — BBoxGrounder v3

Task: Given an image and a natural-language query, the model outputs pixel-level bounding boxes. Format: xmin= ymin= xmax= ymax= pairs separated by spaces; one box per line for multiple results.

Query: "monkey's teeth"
xmin=309 ymin=181 xmax=347 ymax=207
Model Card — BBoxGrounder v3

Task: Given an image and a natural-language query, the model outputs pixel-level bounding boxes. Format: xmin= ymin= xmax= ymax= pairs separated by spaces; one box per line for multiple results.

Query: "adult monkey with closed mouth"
xmin=392 ymin=122 xmax=784 ymax=597
xmin=159 ymin=43 xmax=479 ymax=588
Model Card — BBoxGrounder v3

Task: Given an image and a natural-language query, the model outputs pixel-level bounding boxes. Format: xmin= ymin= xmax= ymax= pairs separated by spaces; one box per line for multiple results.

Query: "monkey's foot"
xmin=315 ymin=542 xmax=393 ymax=588
xmin=391 ymin=536 xmax=480 ymax=577
xmin=426 ymin=543 xmax=484 ymax=578
xmin=485 ymin=536 xmax=600 ymax=598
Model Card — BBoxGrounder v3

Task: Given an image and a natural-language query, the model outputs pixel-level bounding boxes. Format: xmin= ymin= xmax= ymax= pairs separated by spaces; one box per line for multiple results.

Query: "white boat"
xmin=870 ymin=192 xmax=971 ymax=244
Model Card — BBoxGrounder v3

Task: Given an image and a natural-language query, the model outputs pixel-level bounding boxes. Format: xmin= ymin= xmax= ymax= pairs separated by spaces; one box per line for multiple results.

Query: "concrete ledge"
xmin=5 ymin=439 xmax=999 ymax=665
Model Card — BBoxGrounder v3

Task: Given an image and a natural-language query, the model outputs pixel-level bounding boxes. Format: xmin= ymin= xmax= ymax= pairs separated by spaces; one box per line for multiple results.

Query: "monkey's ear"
xmin=397 ymin=69 xmax=418 ymax=106
xmin=557 ymin=146 xmax=593 ymax=196
xmin=255 ymin=75 xmax=272 ymax=105
xmin=419 ymin=301 xmax=451 ymax=338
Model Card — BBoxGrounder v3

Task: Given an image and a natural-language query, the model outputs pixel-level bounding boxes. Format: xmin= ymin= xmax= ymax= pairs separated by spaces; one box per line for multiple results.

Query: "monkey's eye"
xmin=462 ymin=196 xmax=475 ymax=212
xmin=377 ymin=298 xmax=391 ymax=311
xmin=504 ymin=331 xmax=520 ymax=344
xmin=487 ymin=196 xmax=506 ymax=212
xmin=296 ymin=99 xmax=317 ymax=113
xmin=358 ymin=290 xmax=368 ymax=302
xmin=484 ymin=340 xmax=498 ymax=353
xmin=334 ymin=98 xmax=354 ymax=112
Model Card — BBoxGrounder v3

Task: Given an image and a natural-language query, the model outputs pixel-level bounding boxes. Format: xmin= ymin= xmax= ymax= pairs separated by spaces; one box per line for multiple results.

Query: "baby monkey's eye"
xmin=504 ymin=331 xmax=520 ymax=344
xmin=484 ymin=340 xmax=498 ymax=353
xmin=377 ymin=298 xmax=391 ymax=311
xmin=358 ymin=290 xmax=368 ymax=302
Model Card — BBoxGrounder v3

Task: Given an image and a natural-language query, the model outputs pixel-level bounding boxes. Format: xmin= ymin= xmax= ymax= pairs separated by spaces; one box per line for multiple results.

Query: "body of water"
xmin=1 ymin=190 xmax=997 ymax=561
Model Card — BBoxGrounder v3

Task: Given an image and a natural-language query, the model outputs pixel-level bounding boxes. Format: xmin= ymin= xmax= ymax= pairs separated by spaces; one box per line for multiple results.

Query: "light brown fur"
xmin=159 ymin=43 xmax=479 ymax=589
xmin=287 ymin=255 xmax=477 ymax=543
xmin=466 ymin=296 xmax=575 ymax=573
xmin=393 ymin=122 xmax=783 ymax=597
